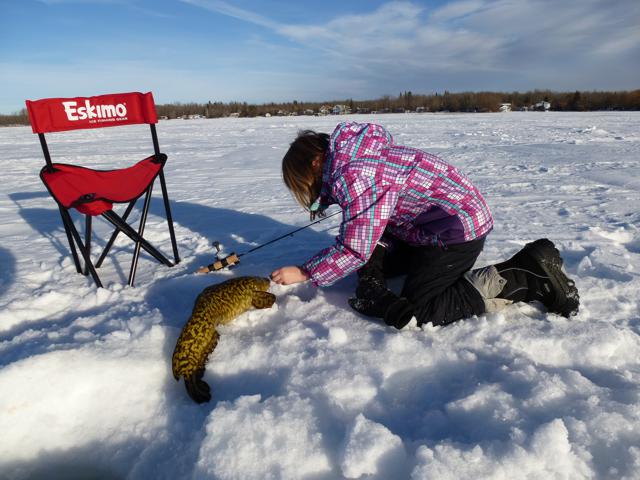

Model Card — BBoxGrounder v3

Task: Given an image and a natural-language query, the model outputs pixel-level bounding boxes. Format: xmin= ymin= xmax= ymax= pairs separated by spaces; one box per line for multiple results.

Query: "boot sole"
xmin=522 ymin=239 xmax=580 ymax=317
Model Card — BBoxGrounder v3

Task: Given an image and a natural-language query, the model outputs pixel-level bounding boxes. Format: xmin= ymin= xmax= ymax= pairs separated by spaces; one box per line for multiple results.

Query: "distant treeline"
xmin=155 ymin=90 xmax=640 ymax=118
xmin=2 ymin=89 xmax=639 ymax=126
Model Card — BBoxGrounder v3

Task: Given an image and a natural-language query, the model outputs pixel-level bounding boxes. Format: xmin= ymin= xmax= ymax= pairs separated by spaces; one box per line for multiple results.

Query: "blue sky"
xmin=1 ymin=0 xmax=639 ymax=113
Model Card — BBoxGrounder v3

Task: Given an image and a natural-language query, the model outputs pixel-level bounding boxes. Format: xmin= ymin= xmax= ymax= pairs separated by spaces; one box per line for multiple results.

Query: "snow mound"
xmin=340 ymin=413 xmax=406 ymax=478
xmin=411 ymin=419 xmax=592 ymax=479
xmin=194 ymin=394 xmax=331 ymax=480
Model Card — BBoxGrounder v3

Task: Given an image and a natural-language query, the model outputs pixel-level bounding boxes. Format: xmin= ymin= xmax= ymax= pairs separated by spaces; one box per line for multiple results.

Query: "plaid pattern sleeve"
xmin=302 ymin=174 xmax=400 ymax=286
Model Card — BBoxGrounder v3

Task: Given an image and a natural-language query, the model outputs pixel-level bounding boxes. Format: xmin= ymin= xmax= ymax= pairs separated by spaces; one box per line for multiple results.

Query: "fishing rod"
xmin=197 ymin=210 xmax=342 ymax=273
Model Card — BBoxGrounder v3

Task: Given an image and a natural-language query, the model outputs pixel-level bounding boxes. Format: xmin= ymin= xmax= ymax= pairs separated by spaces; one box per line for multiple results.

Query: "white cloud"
xmin=182 ymin=0 xmax=640 ymax=90
xmin=10 ymin=0 xmax=638 ymax=110
xmin=37 ymin=0 xmax=124 ymax=4
xmin=180 ymin=0 xmax=280 ymax=29
xmin=429 ymin=0 xmax=485 ymax=22
xmin=279 ymin=2 xmax=423 ymax=48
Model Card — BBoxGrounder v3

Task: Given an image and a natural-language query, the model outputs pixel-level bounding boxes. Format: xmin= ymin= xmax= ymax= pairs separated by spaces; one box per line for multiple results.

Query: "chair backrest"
xmin=26 ymin=92 xmax=162 ymax=171
xmin=25 ymin=91 xmax=158 ymax=133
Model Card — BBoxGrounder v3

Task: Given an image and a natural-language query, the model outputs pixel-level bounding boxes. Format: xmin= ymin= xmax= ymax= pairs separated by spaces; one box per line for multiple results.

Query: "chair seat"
xmin=40 ymin=154 xmax=166 ymax=216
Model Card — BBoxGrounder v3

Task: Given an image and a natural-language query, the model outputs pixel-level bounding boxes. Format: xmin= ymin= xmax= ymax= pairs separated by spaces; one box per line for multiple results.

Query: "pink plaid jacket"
xmin=301 ymin=122 xmax=493 ymax=286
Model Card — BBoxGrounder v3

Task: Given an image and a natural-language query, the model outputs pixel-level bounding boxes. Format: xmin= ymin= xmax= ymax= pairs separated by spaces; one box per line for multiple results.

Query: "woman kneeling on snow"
xmin=271 ymin=122 xmax=579 ymax=329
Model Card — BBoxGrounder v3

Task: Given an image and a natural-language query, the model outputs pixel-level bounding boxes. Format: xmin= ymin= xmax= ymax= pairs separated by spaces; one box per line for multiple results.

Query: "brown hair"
xmin=282 ymin=130 xmax=330 ymax=219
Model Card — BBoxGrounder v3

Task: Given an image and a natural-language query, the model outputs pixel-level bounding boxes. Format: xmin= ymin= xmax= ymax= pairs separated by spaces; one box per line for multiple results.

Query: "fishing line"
xmin=197 ymin=210 xmax=342 ymax=273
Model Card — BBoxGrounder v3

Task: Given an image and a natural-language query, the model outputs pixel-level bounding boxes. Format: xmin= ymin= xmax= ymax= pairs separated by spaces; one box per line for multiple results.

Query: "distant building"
xmin=499 ymin=103 xmax=512 ymax=112
xmin=228 ymin=112 xmax=240 ymax=118
xmin=534 ymin=101 xmax=551 ymax=111
xmin=303 ymin=109 xmax=315 ymax=116
xmin=319 ymin=105 xmax=331 ymax=116
xmin=332 ymin=104 xmax=351 ymax=115
xmin=415 ymin=107 xmax=426 ymax=113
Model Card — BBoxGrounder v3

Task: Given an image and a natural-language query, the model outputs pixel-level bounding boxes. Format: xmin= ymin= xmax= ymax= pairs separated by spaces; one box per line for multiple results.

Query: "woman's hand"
xmin=270 ymin=266 xmax=309 ymax=285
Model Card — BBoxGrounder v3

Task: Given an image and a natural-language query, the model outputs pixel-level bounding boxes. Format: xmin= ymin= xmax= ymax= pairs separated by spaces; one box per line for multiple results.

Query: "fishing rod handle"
xmin=198 ymin=252 xmax=240 ymax=273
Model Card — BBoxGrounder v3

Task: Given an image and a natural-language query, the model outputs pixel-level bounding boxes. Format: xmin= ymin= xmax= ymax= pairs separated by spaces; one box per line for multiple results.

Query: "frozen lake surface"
xmin=1 ymin=112 xmax=639 ymax=479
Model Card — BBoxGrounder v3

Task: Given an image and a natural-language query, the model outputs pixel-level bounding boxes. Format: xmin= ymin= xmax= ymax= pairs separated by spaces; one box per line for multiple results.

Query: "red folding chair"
xmin=25 ymin=91 xmax=180 ymax=287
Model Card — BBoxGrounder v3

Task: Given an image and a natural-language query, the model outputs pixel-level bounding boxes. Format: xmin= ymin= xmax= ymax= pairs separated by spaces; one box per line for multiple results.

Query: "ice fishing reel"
xmin=196 ymin=241 xmax=241 ymax=273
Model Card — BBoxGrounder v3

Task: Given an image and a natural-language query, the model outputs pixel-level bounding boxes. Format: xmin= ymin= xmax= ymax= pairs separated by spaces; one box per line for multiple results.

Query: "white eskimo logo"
xmin=62 ymin=100 xmax=127 ymax=121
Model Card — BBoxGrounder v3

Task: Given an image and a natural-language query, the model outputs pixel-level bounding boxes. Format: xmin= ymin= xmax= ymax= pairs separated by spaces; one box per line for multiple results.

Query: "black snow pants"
xmin=381 ymin=237 xmax=487 ymax=326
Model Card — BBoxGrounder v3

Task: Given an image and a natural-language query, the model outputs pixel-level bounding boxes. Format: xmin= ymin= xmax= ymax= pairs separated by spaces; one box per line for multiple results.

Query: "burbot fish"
xmin=172 ymin=276 xmax=275 ymax=403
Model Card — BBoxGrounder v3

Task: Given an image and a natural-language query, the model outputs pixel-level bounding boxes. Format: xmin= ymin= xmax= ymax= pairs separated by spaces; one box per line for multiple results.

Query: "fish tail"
xmin=185 ymin=368 xmax=212 ymax=404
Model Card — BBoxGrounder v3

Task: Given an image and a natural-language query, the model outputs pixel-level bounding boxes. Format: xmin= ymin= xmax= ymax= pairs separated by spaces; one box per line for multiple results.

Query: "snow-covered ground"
xmin=1 ymin=112 xmax=639 ymax=480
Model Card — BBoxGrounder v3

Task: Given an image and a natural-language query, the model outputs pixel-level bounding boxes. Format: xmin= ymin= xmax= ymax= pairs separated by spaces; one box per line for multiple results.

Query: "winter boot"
xmin=354 ymin=244 xmax=387 ymax=299
xmin=493 ymin=238 xmax=579 ymax=317
xmin=348 ymin=244 xmax=416 ymax=329
xmin=348 ymin=295 xmax=415 ymax=329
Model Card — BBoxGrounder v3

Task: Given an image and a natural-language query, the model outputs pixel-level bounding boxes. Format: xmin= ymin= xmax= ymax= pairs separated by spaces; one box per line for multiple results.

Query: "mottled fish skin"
xmin=172 ymin=276 xmax=275 ymax=403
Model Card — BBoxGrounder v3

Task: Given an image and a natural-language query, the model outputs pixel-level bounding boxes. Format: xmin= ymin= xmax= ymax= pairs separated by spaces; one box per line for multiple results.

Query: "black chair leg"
xmin=59 ymin=205 xmax=82 ymax=273
xmin=84 ymin=215 xmax=92 ymax=276
xmin=61 ymin=209 xmax=103 ymax=288
xmin=128 ymin=185 xmax=153 ymax=286
xmin=101 ymin=211 xmax=173 ymax=267
xmin=159 ymin=171 xmax=180 ymax=264
xmin=96 ymin=200 xmax=136 ymax=268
